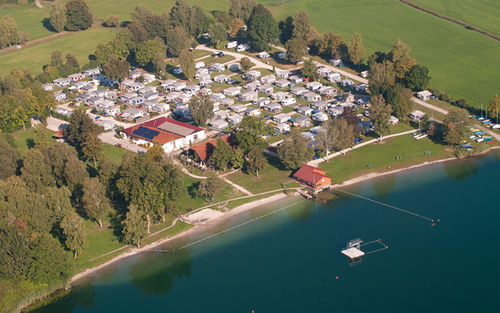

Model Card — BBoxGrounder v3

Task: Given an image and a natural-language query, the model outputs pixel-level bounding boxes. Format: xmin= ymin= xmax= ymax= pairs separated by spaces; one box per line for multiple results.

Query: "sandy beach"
xmin=69 ymin=147 xmax=500 ymax=284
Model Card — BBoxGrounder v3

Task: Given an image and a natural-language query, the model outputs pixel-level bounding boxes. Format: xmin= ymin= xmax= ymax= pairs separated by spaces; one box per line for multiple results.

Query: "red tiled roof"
xmin=189 ymin=135 xmax=231 ymax=162
xmin=293 ymin=165 xmax=330 ymax=185
xmin=53 ymin=130 xmax=64 ymax=138
xmin=123 ymin=117 xmax=204 ymax=145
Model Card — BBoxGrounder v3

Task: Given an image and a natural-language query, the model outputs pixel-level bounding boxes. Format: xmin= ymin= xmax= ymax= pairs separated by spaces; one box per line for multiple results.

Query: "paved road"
xmin=196 ymin=45 xmax=273 ymax=71
xmin=46 ymin=116 xmax=68 ymax=131
xmin=412 ymin=97 xmax=448 ymax=115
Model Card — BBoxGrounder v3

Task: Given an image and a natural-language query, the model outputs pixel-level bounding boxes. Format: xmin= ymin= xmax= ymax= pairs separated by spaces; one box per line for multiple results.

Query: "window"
xmin=194 ymin=134 xmax=198 ymax=140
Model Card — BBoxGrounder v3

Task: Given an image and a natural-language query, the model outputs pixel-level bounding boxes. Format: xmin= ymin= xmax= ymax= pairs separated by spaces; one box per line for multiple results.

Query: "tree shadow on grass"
xmin=187 ymin=181 xmax=200 ymax=199
xmin=42 ymin=18 xmax=56 ymax=33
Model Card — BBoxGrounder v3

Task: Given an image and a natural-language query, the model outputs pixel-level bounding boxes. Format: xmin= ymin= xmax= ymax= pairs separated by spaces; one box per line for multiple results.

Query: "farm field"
xmin=0 ymin=27 xmax=115 ymax=74
xmin=411 ymin=0 xmax=500 ymax=36
xmin=260 ymin=0 xmax=500 ymax=108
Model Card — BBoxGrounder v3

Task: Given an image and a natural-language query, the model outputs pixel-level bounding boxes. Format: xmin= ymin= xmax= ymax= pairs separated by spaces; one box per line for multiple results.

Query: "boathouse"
xmin=293 ymin=165 xmax=332 ymax=191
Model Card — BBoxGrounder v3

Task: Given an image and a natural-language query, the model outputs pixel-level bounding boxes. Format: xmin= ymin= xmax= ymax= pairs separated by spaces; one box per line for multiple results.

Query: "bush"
xmin=104 ymin=15 xmax=120 ymax=27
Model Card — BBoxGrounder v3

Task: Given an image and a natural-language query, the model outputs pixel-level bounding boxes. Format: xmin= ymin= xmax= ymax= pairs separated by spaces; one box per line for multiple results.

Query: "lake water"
xmin=33 ymin=151 xmax=500 ymax=313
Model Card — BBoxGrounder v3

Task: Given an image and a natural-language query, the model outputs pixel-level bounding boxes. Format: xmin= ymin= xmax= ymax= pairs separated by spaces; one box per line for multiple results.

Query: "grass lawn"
xmin=193 ymin=49 xmax=211 ymax=59
xmin=225 ymin=155 xmax=296 ymax=194
xmin=10 ymin=127 xmax=55 ymax=156
xmin=102 ymin=143 xmax=126 ymax=164
xmin=0 ymin=3 xmax=53 ymax=41
xmin=261 ymin=0 xmax=500 ymax=108
xmin=319 ymin=134 xmax=452 ymax=184
xmin=412 ymin=0 xmax=500 ymax=36
xmin=0 ymin=27 xmax=115 ymax=74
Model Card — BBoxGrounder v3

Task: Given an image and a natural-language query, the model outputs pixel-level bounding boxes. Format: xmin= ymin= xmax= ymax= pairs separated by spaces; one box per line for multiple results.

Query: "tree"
xmin=278 ymin=129 xmax=314 ymax=170
xmin=330 ymin=118 xmax=356 ymax=151
xmin=404 ymin=64 xmax=431 ymax=91
xmin=0 ymin=15 xmax=19 ymax=49
xmin=315 ymin=127 xmax=334 ymax=162
xmin=166 ymin=26 xmax=190 ymax=57
xmin=178 ymin=48 xmax=195 ymax=80
xmin=246 ymin=147 xmax=267 ymax=176
xmin=210 ymin=138 xmax=232 ymax=170
xmin=95 ymin=39 xmax=129 ymax=65
xmin=487 ymin=95 xmax=500 ymax=123
xmin=135 ymin=39 xmax=165 ymax=67
xmin=306 ymin=26 xmax=319 ymax=46
xmin=28 ymin=234 xmax=73 ymax=284
xmin=0 ymin=137 xmax=18 ymax=180
xmin=247 ymin=4 xmax=279 ymax=51
xmin=50 ymin=0 xmax=67 ymax=33
xmin=316 ymin=32 xmax=345 ymax=59
xmin=65 ymin=0 xmax=93 ymax=31
xmin=234 ymin=116 xmax=270 ymax=154
xmin=443 ymin=108 xmax=470 ymax=146
xmin=291 ymin=11 xmax=310 ymax=40
xmin=348 ymin=33 xmax=365 ymax=66
xmin=82 ymin=177 xmax=111 ymax=227
xmin=51 ymin=50 xmax=64 ymax=67
xmin=197 ymin=174 xmax=222 ymax=202
xmin=102 ymin=56 xmax=130 ymax=82
xmin=228 ymin=18 xmax=244 ymax=37
xmin=122 ymin=204 xmax=147 ymax=247
xmin=151 ymin=54 xmax=166 ymax=75
xmin=285 ymin=37 xmax=307 ymax=63
xmin=60 ymin=212 xmax=86 ymax=258
xmin=341 ymin=107 xmax=361 ymax=138
xmin=230 ymin=147 xmax=244 ymax=169
xmin=188 ymin=94 xmax=213 ymax=126
xmin=391 ymin=39 xmax=416 ymax=79
xmin=66 ymin=53 xmax=80 ymax=71
xmin=229 ymin=0 xmax=256 ymax=23
xmin=104 ymin=15 xmax=120 ymax=27
xmin=62 ymin=153 xmax=88 ymax=203
xmin=300 ymin=58 xmax=318 ymax=81
xmin=392 ymin=88 xmax=414 ymax=121
xmin=369 ymin=60 xmax=396 ymax=91
xmin=21 ymin=148 xmax=55 ymax=193
xmin=370 ymin=95 xmax=393 ymax=137
xmin=209 ymin=22 xmax=227 ymax=49
xmin=240 ymin=57 xmax=253 ymax=72
xmin=0 ymin=222 xmax=31 ymax=280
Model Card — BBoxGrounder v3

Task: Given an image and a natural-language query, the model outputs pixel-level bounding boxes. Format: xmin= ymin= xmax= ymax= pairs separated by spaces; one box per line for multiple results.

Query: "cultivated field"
xmin=262 ymin=0 xmax=500 ymax=108
xmin=0 ymin=27 xmax=115 ymax=74
xmin=411 ymin=0 xmax=500 ymax=36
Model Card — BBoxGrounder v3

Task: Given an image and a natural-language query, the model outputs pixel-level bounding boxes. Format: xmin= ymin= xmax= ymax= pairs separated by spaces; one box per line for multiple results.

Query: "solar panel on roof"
xmin=132 ymin=126 xmax=159 ymax=140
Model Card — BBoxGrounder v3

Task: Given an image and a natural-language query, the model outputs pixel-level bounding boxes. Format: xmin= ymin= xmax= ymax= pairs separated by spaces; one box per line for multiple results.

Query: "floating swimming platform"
xmin=341 ymin=238 xmax=388 ymax=261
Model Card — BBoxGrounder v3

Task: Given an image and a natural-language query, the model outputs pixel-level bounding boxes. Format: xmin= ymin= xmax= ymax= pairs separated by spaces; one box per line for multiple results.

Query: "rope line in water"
xmin=180 ymin=200 xmax=307 ymax=250
xmin=334 ymin=189 xmax=435 ymax=223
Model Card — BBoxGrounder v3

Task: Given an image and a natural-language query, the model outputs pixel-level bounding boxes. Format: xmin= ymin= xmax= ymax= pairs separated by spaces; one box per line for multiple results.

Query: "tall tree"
xmin=231 ymin=147 xmax=244 ymax=169
xmin=403 ymin=64 xmax=431 ymax=91
xmin=316 ymin=32 xmax=345 ymax=59
xmin=208 ymin=22 xmax=227 ymax=49
xmin=291 ymin=11 xmax=310 ymax=40
xmin=60 ymin=212 xmax=86 ymax=258
xmin=122 ymin=204 xmax=147 ymax=247
xmin=315 ymin=127 xmax=335 ymax=162
xmin=330 ymin=118 xmax=356 ymax=151
xmin=0 ymin=137 xmax=18 ymax=180
xmin=135 ymin=39 xmax=166 ymax=67
xmin=210 ymin=138 xmax=232 ymax=170
xmin=240 ymin=57 xmax=253 ymax=72
xmin=443 ymin=108 xmax=470 ymax=146
xmin=21 ymin=148 xmax=55 ymax=193
xmin=197 ymin=174 xmax=222 ymax=202
xmin=245 ymin=147 xmax=267 ymax=176
xmin=102 ymin=55 xmax=130 ymax=82
xmin=151 ymin=53 xmax=166 ymax=75
xmin=82 ymin=177 xmax=111 ymax=227
xmin=188 ymin=94 xmax=214 ymax=126
xmin=348 ymin=33 xmax=365 ymax=66
xmin=247 ymin=4 xmax=279 ymax=51
xmin=392 ymin=88 xmax=414 ymax=121
xmin=51 ymin=50 xmax=64 ymax=67
xmin=487 ymin=95 xmax=500 ymax=123
xmin=28 ymin=234 xmax=74 ymax=284
xmin=370 ymin=95 xmax=393 ymax=137
xmin=178 ymin=49 xmax=195 ymax=80
xmin=391 ymin=39 xmax=416 ymax=79
xmin=65 ymin=0 xmax=93 ymax=31
xmin=50 ymin=0 xmax=67 ymax=33
xmin=0 ymin=15 xmax=19 ymax=49
xmin=166 ymin=26 xmax=190 ymax=57
xmin=369 ymin=60 xmax=396 ymax=92
xmin=285 ymin=37 xmax=307 ymax=63
xmin=300 ymin=58 xmax=318 ymax=81
xmin=229 ymin=0 xmax=256 ymax=23
xmin=278 ymin=129 xmax=314 ymax=170
xmin=234 ymin=116 xmax=270 ymax=154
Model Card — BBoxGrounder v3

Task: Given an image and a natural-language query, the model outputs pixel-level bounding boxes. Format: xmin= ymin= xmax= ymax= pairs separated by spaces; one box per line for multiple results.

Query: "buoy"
xmin=336 ymin=276 xmax=339 ymax=280
xmin=437 ymin=218 xmax=440 ymax=222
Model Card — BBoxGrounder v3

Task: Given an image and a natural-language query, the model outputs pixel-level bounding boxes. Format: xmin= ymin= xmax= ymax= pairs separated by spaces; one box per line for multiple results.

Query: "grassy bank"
xmin=319 ymin=134 xmax=452 ymax=184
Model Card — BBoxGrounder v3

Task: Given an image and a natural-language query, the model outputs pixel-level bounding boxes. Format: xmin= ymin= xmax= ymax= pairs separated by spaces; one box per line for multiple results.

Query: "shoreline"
xmin=25 ymin=147 xmax=500 ymax=311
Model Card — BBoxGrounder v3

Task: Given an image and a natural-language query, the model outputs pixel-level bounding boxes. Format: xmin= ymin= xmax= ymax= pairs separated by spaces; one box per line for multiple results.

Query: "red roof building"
xmin=293 ymin=165 xmax=332 ymax=190
xmin=122 ymin=117 xmax=206 ymax=152
xmin=189 ymin=135 xmax=232 ymax=164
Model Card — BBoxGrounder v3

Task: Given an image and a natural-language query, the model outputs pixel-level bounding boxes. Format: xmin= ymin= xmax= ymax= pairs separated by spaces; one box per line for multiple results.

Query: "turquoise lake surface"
xmin=34 ymin=151 xmax=500 ymax=313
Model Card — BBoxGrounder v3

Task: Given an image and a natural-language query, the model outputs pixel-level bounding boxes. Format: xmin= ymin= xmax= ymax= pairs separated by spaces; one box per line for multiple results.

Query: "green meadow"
xmin=0 ymin=3 xmax=52 ymax=40
xmin=412 ymin=0 xmax=500 ymax=36
xmin=0 ymin=27 xmax=115 ymax=74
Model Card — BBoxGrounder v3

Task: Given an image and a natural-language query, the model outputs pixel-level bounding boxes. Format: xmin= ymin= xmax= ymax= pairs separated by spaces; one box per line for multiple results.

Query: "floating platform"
xmin=341 ymin=247 xmax=365 ymax=259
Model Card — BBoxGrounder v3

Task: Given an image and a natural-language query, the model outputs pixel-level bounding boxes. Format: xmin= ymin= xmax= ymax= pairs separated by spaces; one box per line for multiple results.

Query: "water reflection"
xmin=444 ymin=159 xmax=480 ymax=181
xmin=32 ymin=284 xmax=96 ymax=313
xmin=128 ymin=248 xmax=192 ymax=296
